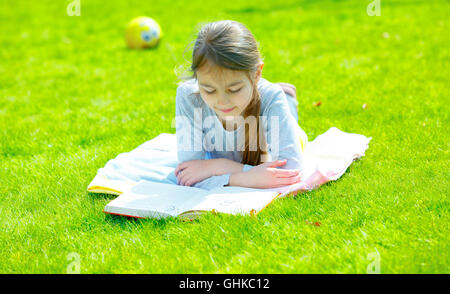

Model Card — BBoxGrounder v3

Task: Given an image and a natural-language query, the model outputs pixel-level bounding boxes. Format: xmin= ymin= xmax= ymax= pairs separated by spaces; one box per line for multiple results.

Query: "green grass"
xmin=0 ymin=0 xmax=448 ymax=273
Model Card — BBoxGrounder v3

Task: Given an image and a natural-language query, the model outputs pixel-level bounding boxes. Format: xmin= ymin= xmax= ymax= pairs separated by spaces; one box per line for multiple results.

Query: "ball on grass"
xmin=125 ymin=16 xmax=162 ymax=49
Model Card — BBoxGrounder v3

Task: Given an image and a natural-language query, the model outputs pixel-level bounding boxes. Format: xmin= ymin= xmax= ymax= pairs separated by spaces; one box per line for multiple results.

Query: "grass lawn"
xmin=0 ymin=0 xmax=448 ymax=273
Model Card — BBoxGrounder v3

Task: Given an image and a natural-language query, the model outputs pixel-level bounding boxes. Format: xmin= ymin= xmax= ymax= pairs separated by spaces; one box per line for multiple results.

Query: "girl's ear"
xmin=255 ymin=62 xmax=264 ymax=83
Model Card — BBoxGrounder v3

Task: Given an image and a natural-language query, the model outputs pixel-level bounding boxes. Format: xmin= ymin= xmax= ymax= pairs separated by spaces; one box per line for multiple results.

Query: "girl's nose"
xmin=217 ymin=94 xmax=232 ymax=106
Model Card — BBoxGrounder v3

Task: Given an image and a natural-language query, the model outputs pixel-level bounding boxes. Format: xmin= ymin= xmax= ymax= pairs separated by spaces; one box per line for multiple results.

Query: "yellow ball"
xmin=125 ymin=16 xmax=162 ymax=49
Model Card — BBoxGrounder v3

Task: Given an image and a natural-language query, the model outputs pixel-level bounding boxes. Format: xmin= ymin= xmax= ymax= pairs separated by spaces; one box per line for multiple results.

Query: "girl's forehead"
xmin=197 ymin=62 xmax=248 ymax=86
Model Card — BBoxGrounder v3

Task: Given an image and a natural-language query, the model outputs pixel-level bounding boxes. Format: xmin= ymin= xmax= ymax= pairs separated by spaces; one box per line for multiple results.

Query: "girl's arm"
xmin=214 ymin=158 xmax=245 ymax=175
xmin=176 ymin=157 xmax=301 ymax=189
xmin=227 ymin=159 xmax=301 ymax=189
xmin=174 ymin=158 xmax=244 ymax=187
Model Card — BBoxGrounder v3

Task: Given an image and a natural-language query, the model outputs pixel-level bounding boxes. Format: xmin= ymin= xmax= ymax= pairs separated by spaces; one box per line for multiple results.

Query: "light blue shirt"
xmin=175 ymin=77 xmax=307 ymax=190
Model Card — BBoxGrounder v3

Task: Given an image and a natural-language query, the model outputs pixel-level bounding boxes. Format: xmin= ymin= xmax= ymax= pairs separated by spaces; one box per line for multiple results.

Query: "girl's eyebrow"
xmin=200 ymin=80 xmax=243 ymax=88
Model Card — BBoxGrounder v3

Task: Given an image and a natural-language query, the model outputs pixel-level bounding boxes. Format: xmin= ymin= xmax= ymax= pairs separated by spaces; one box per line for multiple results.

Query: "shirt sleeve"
xmin=241 ymin=87 xmax=306 ymax=174
xmin=175 ymin=84 xmax=232 ymax=190
xmin=192 ymin=173 xmax=231 ymax=190
xmin=242 ymin=164 xmax=255 ymax=172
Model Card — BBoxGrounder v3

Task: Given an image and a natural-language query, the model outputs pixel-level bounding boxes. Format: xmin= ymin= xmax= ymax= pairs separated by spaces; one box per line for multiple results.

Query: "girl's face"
xmin=196 ymin=59 xmax=263 ymax=127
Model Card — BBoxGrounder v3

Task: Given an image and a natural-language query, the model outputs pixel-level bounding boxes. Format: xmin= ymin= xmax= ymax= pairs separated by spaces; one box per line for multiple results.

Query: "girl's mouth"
xmin=219 ymin=106 xmax=236 ymax=113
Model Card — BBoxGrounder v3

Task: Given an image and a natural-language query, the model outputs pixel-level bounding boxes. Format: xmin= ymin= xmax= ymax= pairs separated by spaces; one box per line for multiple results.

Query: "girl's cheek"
xmin=200 ymin=94 xmax=215 ymax=107
xmin=237 ymin=91 xmax=253 ymax=109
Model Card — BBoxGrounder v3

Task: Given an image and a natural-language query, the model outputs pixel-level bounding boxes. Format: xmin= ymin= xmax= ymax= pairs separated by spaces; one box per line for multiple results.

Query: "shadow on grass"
xmin=88 ymin=191 xmax=118 ymax=200
xmin=102 ymin=209 xmax=202 ymax=230
xmin=105 ymin=213 xmax=177 ymax=228
xmin=122 ymin=40 xmax=163 ymax=52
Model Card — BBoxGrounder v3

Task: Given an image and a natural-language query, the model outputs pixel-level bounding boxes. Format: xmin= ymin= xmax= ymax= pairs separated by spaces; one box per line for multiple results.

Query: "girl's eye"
xmin=230 ymin=88 xmax=242 ymax=93
xmin=205 ymin=89 xmax=215 ymax=94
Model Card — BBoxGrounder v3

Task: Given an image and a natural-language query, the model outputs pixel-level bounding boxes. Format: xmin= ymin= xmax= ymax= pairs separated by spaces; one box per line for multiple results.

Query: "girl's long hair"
xmin=178 ymin=20 xmax=269 ymax=166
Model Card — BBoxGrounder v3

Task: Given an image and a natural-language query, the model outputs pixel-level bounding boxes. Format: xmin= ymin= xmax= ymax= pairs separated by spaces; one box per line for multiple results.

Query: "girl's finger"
xmin=175 ymin=163 xmax=187 ymax=176
xmin=183 ymin=175 xmax=194 ymax=187
xmin=274 ymin=169 xmax=300 ymax=178
xmin=185 ymin=177 xmax=196 ymax=187
xmin=182 ymin=173 xmax=194 ymax=186
xmin=176 ymin=166 xmax=186 ymax=177
xmin=177 ymin=172 xmax=185 ymax=185
xmin=266 ymin=159 xmax=287 ymax=168
xmin=276 ymin=174 xmax=301 ymax=186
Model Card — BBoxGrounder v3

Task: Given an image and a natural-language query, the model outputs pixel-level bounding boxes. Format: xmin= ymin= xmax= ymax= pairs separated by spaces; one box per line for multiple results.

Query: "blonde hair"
xmin=177 ymin=20 xmax=269 ymax=166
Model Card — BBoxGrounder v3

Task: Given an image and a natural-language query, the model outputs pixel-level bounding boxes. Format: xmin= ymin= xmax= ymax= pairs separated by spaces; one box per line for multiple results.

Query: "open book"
xmin=88 ymin=128 xmax=371 ymax=220
xmin=102 ymin=180 xmax=296 ymax=220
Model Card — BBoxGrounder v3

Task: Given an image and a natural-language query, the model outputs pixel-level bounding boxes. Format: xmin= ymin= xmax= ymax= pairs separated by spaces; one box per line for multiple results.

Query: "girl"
xmin=174 ymin=20 xmax=308 ymax=190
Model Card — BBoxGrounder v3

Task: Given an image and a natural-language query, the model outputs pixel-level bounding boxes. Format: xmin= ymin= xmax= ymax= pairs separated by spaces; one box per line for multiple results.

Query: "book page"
xmin=189 ymin=186 xmax=279 ymax=215
xmin=104 ymin=180 xmax=208 ymax=218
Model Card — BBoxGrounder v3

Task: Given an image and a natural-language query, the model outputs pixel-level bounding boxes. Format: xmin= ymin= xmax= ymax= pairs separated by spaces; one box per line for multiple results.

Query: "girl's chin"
xmin=217 ymin=108 xmax=242 ymax=117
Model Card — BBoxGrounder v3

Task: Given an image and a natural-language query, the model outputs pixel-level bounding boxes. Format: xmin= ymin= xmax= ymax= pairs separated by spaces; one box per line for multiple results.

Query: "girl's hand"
xmin=175 ymin=159 xmax=217 ymax=187
xmin=229 ymin=159 xmax=302 ymax=189
xmin=175 ymin=158 xmax=244 ymax=187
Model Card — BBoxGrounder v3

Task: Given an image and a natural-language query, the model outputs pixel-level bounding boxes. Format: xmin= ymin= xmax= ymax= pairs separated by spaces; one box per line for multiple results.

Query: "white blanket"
xmin=87 ymin=127 xmax=371 ymax=196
